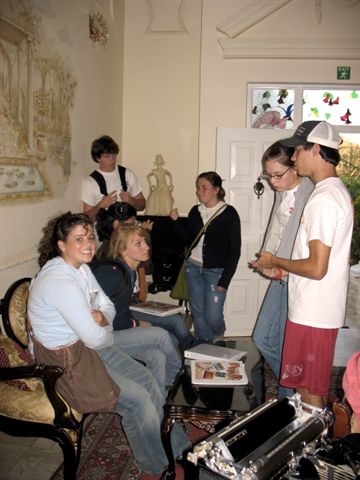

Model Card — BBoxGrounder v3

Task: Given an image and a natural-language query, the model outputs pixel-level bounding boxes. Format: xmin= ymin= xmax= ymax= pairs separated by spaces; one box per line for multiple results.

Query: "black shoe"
xmin=190 ymin=338 xmax=213 ymax=347
xmin=179 ymin=336 xmax=196 ymax=351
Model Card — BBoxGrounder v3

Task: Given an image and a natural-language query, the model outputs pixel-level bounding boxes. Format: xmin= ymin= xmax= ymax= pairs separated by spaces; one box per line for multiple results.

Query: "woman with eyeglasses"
xmin=251 ymin=141 xmax=314 ymax=398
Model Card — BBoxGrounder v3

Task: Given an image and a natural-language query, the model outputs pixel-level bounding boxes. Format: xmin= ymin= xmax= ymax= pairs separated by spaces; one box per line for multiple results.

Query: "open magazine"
xmin=190 ymin=360 xmax=248 ymax=386
xmin=130 ymin=301 xmax=184 ymax=317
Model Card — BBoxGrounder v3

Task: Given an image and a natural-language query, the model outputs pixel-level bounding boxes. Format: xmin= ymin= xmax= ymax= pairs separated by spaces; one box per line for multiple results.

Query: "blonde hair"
xmin=109 ymin=224 xmax=150 ymax=260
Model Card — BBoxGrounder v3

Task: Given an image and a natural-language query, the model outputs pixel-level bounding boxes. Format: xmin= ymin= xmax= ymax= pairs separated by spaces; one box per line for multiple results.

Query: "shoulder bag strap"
xmin=118 ymin=166 xmax=127 ymax=192
xmin=90 ymin=170 xmax=108 ymax=196
xmin=185 ymin=204 xmax=227 ymax=260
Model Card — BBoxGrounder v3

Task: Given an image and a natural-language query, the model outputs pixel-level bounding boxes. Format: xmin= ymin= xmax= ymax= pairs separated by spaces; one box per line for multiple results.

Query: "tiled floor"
xmin=0 ymin=432 xmax=63 ymax=480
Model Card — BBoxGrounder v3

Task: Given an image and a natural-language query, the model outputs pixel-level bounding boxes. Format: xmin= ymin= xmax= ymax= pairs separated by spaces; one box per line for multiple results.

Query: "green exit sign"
xmin=337 ymin=66 xmax=351 ymax=80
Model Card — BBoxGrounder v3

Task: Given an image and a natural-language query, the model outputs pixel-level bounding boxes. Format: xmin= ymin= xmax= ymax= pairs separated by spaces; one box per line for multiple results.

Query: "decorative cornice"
xmin=216 ymin=0 xmax=292 ymax=39
xmin=144 ymin=0 xmax=188 ymax=35
xmin=0 ymin=248 xmax=37 ymax=271
xmin=216 ymin=0 xmax=360 ymax=59
xmin=218 ymin=37 xmax=360 ymax=59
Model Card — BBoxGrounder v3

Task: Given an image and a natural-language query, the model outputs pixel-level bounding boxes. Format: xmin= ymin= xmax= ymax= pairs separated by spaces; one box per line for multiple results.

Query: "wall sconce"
xmin=89 ymin=12 xmax=109 ymax=45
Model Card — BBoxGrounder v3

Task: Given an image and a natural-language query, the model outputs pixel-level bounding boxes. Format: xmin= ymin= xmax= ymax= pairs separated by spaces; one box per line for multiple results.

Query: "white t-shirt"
xmin=288 ymin=177 xmax=353 ymax=328
xmin=277 ymin=186 xmax=298 ymax=234
xmin=81 ymin=167 xmax=143 ymax=206
xmin=190 ymin=202 xmax=226 ymax=264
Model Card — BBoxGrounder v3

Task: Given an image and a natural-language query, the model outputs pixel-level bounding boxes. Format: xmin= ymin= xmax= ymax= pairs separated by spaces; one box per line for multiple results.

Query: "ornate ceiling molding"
xmin=144 ymin=0 xmax=188 ymax=35
xmin=216 ymin=0 xmax=360 ymax=59
xmin=216 ymin=0 xmax=292 ymax=39
xmin=218 ymin=37 xmax=360 ymax=59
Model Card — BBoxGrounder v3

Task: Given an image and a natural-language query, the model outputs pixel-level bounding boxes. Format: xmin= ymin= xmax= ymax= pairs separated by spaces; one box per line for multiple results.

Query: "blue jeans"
xmin=132 ymin=311 xmax=194 ymax=350
xmin=185 ymin=261 xmax=227 ymax=343
xmin=111 ymin=326 xmax=182 ymax=396
xmin=252 ymin=280 xmax=294 ymax=398
xmin=98 ymin=345 xmax=190 ymax=475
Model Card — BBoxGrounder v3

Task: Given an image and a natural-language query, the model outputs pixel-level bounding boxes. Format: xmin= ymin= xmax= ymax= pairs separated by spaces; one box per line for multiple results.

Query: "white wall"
xmin=121 ymin=0 xmax=202 ymax=215
xmin=121 ymin=0 xmax=360 ymax=207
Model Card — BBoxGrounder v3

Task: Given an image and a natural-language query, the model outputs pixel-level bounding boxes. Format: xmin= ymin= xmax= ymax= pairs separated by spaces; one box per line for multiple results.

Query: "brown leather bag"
xmin=331 ymin=399 xmax=352 ymax=437
xmin=32 ymin=337 xmax=120 ymax=414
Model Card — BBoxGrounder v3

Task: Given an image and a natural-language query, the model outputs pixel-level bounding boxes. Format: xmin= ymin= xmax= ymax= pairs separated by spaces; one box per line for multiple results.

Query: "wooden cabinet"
xmin=138 ymin=215 xmax=188 ymax=293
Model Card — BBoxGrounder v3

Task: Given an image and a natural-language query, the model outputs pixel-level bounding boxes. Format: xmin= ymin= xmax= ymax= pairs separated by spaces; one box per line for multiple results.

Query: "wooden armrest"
xmin=0 ymin=364 xmax=80 ymax=428
xmin=0 ymin=363 xmax=63 ymax=381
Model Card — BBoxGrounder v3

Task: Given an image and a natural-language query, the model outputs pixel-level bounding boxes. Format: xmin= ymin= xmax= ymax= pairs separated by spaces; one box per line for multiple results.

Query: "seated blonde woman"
xmin=91 ymin=222 xmax=195 ymax=351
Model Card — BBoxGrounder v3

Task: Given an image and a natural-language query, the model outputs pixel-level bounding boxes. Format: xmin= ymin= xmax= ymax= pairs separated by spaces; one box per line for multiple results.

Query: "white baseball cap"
xmin=280 ymin=121 xmax=341 ymax=150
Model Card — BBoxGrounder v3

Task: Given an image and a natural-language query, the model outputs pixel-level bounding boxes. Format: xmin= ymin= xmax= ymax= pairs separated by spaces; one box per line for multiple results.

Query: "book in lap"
xmin=129 ymin=301 xmax=184 ymax=317
xmin=184 ymin=343 xmax=247 ymax=362
xmin=191 ymin=360 xmax=248 ymax=386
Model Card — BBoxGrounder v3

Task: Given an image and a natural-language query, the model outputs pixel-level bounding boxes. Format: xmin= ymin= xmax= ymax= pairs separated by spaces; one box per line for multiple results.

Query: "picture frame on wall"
xmin=0 ymin=158 xmax=51 ymax=201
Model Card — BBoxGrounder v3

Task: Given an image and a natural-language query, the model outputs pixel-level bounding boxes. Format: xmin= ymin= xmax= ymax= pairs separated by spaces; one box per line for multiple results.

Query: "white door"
xmin=216 ymin=128 xmax=292 ymax=336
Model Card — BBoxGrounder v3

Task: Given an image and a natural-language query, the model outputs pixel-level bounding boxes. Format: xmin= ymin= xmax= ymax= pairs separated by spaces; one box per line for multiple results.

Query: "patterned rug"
xmin=50 ymin=413 xmax=141 ymax=480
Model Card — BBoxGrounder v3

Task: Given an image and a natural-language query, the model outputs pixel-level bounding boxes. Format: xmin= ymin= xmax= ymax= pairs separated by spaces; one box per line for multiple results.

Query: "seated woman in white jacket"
xmin=27 ymin=212 xmax=190 ymax=475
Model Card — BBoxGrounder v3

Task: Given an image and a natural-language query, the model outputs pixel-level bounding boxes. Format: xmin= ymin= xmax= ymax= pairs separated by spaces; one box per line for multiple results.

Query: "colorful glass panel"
xmin=251 ymin=88 xmax=295 ymax=129
xmin=302 ymin=90 xmax=360 ymax=126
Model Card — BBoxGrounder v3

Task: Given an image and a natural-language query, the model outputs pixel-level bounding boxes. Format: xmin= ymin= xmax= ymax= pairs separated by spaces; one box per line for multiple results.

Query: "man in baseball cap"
xmin=280 ymin=120 xmax=342 ymax=166
xmin=252 ymin=120 xmax=353 ymax=408
xmin=280 ymin=120 xmax=341 ymax=149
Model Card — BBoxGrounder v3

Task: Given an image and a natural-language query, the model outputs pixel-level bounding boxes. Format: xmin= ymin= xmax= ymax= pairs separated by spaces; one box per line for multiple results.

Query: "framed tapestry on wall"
xmin=0 ymin=158 xmax=51 ymax=201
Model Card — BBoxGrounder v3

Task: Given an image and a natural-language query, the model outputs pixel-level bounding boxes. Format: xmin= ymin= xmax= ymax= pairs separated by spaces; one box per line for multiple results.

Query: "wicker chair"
xmin=0 ymin=278 xmax=86 ymax=480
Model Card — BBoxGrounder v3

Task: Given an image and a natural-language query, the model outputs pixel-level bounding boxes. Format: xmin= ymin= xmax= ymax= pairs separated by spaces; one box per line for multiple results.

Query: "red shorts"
xmin=280 ymin=320 xmax=338 ymax=396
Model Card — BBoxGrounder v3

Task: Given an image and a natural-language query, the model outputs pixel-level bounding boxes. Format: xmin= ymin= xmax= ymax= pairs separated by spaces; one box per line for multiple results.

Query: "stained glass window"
xmin=250 ymin=88 xmax=295 ymax=129
xmin=248 ymin=84 xmax=360 ymax=131
xmin=303 ymin=90 xmax=360 ymax=126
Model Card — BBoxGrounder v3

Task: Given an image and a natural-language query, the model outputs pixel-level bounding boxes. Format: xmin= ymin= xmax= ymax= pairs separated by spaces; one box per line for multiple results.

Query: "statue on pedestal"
xmin=145 ymin=154 xmax=174 ymax=216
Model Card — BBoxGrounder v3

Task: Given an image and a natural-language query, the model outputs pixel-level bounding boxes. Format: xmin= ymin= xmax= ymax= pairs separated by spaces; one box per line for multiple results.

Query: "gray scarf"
xmin=261 ymin=176 xmax=314 ymax=260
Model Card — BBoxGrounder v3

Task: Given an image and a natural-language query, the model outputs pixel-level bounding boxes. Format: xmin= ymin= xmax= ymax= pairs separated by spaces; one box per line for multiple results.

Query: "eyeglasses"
xmin=260 ymin=166 xmax=292 ymax=181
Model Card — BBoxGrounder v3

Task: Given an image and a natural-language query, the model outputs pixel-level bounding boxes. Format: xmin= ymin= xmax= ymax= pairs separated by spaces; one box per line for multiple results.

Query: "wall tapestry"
xmin=0 ymin=0 xmax=76 ymax=200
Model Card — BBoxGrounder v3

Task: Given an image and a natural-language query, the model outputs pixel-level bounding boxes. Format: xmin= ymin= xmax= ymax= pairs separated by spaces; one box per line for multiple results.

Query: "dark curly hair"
xmin=96 ymin=202 xmax=137 ymax=241
xmin=37 ymin=212 xmax=93 ymax=268
xmin=91 ymin=135 xmax=119 ymax=162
